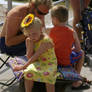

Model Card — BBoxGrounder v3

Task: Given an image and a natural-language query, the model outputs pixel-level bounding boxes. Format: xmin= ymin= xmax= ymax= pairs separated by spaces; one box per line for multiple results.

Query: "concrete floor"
xmin=0 ymin=53 xmax=92 ymax=92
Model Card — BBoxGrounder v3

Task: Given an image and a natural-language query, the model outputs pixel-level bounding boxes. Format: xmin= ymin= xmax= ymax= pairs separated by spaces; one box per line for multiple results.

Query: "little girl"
xmin=13 ymin=14 xmax=57 ymax=92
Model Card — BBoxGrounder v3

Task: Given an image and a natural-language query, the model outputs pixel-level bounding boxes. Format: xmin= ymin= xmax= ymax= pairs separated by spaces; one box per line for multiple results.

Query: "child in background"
xmin=14 ymin=14 xmax=57 ymax=92
xmin=48 ymin=5 xmax=90 ymax=90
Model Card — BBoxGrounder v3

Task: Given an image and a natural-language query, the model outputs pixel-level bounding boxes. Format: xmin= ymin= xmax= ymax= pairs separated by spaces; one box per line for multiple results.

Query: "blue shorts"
xmin=0 ymin=37 xmax=26 ymax=56
xmin=70 ymin=51 xmax=82 ymax=64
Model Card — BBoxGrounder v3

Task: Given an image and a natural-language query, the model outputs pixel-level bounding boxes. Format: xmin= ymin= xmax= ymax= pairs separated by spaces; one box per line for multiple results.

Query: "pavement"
xmin=0 ymin=53 xmax=92 ymax=92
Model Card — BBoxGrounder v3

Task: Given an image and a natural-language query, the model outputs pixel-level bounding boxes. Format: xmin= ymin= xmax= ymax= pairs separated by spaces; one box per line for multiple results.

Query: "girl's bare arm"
xmin=14 ymin=41 xmax=53 ymax=71
xmin=26 ymin=37 xmax=34 ymax=59
xmin=23 ymin=41 xmax=53 ymax=69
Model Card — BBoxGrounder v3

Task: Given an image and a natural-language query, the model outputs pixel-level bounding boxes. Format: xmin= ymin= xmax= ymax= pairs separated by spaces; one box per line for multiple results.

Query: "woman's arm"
xmin=5 ymin=16 xmax=26 ymax=46
xmin=5 ymin=6 xmax=26 ymax=46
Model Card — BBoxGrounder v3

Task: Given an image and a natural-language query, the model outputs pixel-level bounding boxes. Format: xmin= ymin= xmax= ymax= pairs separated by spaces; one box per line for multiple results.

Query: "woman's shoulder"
xmin=7 ymin=3 xmax=29 ymax=18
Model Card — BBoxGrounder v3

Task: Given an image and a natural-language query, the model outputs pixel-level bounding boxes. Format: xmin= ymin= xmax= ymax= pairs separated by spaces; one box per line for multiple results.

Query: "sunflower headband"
xmin=21 ymin=13 xmax=34 ymax=28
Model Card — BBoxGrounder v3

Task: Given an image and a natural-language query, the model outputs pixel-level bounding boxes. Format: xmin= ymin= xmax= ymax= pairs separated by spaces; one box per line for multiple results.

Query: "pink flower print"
xmin=43 ymin=72 xmax=49 ymax=76
xmin=36 ymin=67 xmax=41 ymax=70
xmin=42 ymin=58 xmax=47 ymax=61
xmin=48 ymin=62 xmax=52 ymax=65
xmin=26 ymin=73 xmax=33 ymax=78
xmin=48 ymin=57 xmax=50 ymax=59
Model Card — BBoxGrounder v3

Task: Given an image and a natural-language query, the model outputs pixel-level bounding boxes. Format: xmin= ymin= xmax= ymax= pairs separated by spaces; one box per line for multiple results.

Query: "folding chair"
xmin=0 ymin=23 xmax=26 ymax=86
xmin=0 ymin=21 xmax=10 ymax=69
xmin=0 ymin=21 xmax=17 ymax=86
xmin=0 ymin=54 xmax=10 ymax=69
xmin=0 ymin=55 xmax=27 ymax=86
xmin=0 ymin=53 xmax=17 ymax=86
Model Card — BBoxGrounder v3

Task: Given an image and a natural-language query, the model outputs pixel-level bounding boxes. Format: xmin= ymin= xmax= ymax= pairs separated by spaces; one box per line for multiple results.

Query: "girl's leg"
xmin=24 ymin=79 xmax=34 ymax=92
xmin=46 ymin=83 xmax=55 ymax=92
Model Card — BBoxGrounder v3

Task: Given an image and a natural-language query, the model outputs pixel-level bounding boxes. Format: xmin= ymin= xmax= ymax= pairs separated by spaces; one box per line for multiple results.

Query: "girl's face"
xmin=27 ymin=27 xmax=42 ymax=41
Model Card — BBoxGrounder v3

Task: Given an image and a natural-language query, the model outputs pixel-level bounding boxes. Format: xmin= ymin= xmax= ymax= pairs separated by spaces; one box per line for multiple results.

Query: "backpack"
xmin=81 ymin=8 xmax=92 ymax=45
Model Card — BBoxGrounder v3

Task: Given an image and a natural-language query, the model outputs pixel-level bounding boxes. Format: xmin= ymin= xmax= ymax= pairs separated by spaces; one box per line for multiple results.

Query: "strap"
xmin=81 ymin=76 xmax=92 ymax=85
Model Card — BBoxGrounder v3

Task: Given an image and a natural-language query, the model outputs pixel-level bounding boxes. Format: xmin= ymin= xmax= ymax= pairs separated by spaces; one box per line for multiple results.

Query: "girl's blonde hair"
xmin=29 ymin=0 xmax=52 ymax=9
xmin=23 ymin=17 xmax=42 ymax=36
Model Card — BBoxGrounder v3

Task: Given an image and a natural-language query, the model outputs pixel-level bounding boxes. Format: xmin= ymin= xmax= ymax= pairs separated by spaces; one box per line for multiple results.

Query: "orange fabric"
xmin=50 ymin=26 xmax=74 ymax=66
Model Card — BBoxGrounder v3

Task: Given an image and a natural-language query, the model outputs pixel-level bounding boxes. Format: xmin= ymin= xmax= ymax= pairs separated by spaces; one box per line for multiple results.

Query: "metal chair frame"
xmin=0 ymin=21 xmax=17 ymax=86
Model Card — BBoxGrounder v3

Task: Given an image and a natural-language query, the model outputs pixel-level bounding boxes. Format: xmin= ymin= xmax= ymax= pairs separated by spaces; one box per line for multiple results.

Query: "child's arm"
xmin=14 ymin=41 xmax=53 ymax=71
xmin=13 ymin=37 xmax=34 ymax=71
xmin=26 ymin=37 xmax=34 ymax=59
xmin=73 ymin=30 xmax=81 ymax=52
xmin=22 ymin=41 xmax=53 ymax=69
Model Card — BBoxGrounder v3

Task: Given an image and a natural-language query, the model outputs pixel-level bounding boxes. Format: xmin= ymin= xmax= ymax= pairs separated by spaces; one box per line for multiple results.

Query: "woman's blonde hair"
xmin=29 ymin=0 xmax=52 ymax=9
xmin=23 ymin=17 xmax=42 ymax=36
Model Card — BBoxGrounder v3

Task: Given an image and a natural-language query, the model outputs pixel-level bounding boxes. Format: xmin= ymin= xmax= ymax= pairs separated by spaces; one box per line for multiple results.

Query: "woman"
xmin=0 ymin=0 xmax=52 ymax=56
xmin=70 ymin=0 xmax=90 ymax=40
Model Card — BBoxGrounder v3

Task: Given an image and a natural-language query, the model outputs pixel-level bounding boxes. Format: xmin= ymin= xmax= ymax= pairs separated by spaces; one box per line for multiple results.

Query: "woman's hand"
xmin=13 ymin=65 xmax=24 ymax=71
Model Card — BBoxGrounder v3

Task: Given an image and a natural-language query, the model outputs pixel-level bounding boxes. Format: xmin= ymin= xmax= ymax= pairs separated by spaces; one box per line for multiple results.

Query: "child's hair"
xmin=51 ymin=5 xmax=68 ymax=23
xmin=21 ymin=15 xmax=42 ymax=36
xmin=29 ymin=0 xmax=52 ymax=9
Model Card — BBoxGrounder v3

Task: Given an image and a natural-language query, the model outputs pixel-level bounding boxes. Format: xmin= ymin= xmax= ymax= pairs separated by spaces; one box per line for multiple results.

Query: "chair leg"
xmin=0 ymin=55 xmax=17 ymax=86
xmin=0 ymin=56 xmax=10 ymax=69
xmin=0 ymin=77 xmax=16 ymax=86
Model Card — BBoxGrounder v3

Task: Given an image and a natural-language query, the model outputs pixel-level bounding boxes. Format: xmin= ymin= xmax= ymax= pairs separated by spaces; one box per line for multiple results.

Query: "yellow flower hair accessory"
xmin=21 ymin=14 xmax=34 ymax=28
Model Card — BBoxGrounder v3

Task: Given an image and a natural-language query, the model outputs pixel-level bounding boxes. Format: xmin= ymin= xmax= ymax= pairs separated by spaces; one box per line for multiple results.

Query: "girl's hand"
xmin=13 ymin=65 xmax=24 ymax=71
